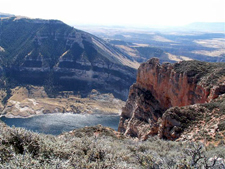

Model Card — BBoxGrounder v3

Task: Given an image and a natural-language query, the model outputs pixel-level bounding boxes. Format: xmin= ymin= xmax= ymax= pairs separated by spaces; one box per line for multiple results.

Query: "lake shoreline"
xmin=0 ymin=113 xmax=120 ymax=135
xmin=0 ymin=111 xmax=121 ymax=119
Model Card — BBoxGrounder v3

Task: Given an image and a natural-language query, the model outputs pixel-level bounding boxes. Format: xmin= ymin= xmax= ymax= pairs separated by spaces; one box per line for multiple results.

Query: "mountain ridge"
xmin=0 ymin=17 xmax=138 ymax=100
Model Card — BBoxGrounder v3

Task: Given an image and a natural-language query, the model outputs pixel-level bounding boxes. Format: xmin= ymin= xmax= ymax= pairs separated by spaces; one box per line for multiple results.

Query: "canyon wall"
xmin=118 ymin=58 xmax=225 ymax=140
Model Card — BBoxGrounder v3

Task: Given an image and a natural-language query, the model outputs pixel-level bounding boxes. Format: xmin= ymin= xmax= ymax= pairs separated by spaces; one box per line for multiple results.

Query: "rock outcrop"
xmin=118 ymin=58 xmax=225 ymax=142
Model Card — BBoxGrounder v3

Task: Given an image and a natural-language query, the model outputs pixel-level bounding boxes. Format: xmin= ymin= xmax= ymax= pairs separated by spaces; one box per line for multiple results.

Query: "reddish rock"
xmin=118 ymin=58 xmax=225 ymax=140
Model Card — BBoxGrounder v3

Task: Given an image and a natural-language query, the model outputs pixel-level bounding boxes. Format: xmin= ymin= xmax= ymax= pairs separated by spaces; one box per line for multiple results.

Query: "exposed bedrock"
xmin=118 ymin=58 xmax=225 ymax=140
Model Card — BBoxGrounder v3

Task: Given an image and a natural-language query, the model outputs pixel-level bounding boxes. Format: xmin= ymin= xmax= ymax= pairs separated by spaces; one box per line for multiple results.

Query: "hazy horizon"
xmin=0 ymin=0 xmax=225 ymax=27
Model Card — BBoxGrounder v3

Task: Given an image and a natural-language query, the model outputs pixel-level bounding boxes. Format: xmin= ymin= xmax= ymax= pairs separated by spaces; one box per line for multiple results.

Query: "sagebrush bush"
xmin=0 ymin=121 xmax=225 ymax=168
xmin=218 ymin=121 xmax=225 ymax=131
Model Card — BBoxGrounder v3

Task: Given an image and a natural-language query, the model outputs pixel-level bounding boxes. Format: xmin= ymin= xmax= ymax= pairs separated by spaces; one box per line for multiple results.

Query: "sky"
xmin=0 ymin=0 xmax=225 ymax=27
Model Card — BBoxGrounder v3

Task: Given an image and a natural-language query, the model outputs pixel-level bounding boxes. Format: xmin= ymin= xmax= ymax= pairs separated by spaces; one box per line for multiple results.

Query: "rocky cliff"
xmin=118 ymin=58 xmax=225 ymax=142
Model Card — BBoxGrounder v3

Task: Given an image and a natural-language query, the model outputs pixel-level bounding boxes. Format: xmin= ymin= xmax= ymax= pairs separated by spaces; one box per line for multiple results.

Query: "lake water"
xmin=0 ymin=113 xmax=120 ymax=135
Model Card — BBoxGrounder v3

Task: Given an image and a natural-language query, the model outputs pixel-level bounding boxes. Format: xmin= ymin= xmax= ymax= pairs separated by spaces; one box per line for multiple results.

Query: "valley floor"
xmin=0 ymin=86 xmax=124 ymax=118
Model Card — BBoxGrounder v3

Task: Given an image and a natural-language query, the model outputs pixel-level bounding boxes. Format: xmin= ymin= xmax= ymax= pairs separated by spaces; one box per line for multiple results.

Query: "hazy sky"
xmin=0 ymin=0 xmax=224 ymax=27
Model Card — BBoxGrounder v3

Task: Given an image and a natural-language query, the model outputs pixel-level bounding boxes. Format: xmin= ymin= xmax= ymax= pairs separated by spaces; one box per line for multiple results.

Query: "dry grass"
xmin=132 ymin=43 xmax=150 ymax=47
xmin=180 ymin=56 xmax=193 ymax=61
xmin=152 ymin=35 xmax=173 ymax=42
xmin=194 ymin=38 xmax=225 ymax=49
xmin=0 ymin=46 xmax=5 ymax=52
xmin=166 ymin=52 xmax=182 ymax=62
xmin=115 ymin=45 xmax=139 ymax=58
xmin=192 ymin=49 xmax=225 ymax=57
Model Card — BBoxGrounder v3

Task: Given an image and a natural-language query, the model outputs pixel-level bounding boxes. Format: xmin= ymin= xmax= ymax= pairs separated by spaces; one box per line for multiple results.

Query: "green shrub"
xmin=218 ymin=121 xmax=225 ymax=131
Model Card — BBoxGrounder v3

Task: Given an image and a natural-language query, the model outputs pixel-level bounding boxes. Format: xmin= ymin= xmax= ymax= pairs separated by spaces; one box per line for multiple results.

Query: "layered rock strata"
xmin=118 ymin=58 xmax=225 ymax=141
xmin=0 ymin=17 xmax=138 ymax=100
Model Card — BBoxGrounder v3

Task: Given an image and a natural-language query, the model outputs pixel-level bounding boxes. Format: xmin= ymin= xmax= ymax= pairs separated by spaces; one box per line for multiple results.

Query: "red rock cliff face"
xmin=118 ymin=58 xmax=225 ymax=140
xmin=136 ymin=58 xmax=210 ymax=108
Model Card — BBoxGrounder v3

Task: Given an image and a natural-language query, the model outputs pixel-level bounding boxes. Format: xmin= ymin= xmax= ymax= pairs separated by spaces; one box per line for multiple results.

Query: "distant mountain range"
xmin=78 ymin=22 xmax=225 ymax=63
xmin=0 ymin=16 xmax=138 ymax=100
xmin=0 ymin=12 xmax=15 ymax=18
xmin=147 ymin=22 xmax=225 ymax=33
xmin=183 ymin=22 xmax=225 ymax=33
xmin=74 ymin=22 xmax=225 ymax=34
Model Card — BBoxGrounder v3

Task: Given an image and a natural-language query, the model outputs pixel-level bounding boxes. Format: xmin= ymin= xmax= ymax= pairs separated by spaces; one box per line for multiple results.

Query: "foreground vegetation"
xmin=0 ymin=122 xmax=224 ymax=168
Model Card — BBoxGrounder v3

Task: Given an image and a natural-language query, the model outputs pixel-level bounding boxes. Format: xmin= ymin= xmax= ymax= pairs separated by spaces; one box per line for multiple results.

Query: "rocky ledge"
xmin=118 ymin=58 xmax=225 ymax=143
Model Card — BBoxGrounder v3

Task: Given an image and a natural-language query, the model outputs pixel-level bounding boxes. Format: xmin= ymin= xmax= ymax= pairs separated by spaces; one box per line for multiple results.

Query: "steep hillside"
xmin=119 ymin=58 xmax=225 ymax=143
xmin=0 ymin=17 xmax=138 ymax=100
